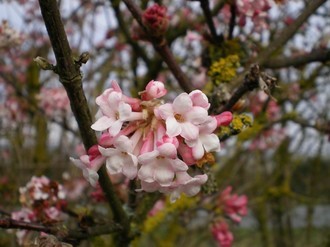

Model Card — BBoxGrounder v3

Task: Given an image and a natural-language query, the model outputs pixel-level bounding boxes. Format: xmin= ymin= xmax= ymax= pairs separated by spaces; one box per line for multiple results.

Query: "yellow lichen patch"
xmin=196 ymin=152 xmax=216 ymax=167
xmin=208 ymin=55 xmax=240 ymax=85
xmin=217 ymin=114 xmax=253 ymax=139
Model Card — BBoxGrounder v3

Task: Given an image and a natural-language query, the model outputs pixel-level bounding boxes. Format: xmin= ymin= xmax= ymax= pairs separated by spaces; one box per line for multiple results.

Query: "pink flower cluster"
xmin=0 ymin=20 xmax=24 ymax=49
xmin=38 ymin=87 xmax=70 ymax=117
xmin=16 ymin=176 xmax=66 ymax=221
xmin=219 ymin=186 xmax=248 ymax=223
xmin=222 ymin=0 xmax=272 ymax=29
xmin=212 ymin=187 xmax=248 ymax=247
xmin=211 ymin=221 xmax=234 ymax=247
xmin=71 ymin=80 xmax=232 ymax=202
xmin=11 ymin=176 xmax=66 ymax=244
xmin=142 ymin=4 xmax=169 ymax=37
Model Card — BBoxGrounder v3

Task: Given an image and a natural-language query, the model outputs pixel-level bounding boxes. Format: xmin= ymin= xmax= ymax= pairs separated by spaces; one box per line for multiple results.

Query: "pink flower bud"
xmin=141 ymin=80 xmax=167 ymax=100
xmin=99 ymin=133 xmax=114 ymax=147
xmin=211 ymin=221 xmax=234 ymax=247
xmin=213 ymin=111 xmax=233 ymax=127
xmin=87 ymin=145 xmax=101 ymax=159
xmin=156 ymin=135 xmax=179 ymax=149
xmin=177 ymin=141 xmax=196 ymax=165
xmin=142 ymin=4 xmax=169 ymax=36
xmin=140 ymin=131 xmax=155 ymax=154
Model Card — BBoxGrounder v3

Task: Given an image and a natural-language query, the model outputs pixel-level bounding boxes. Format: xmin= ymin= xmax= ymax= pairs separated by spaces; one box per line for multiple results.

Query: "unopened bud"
xmin=78 ymin=52 xmax=90 ymax=64
xmin=142 ymin=4 xmax=169 ymax=37
xmin=34 ymin=56 xmax=53 ymax=70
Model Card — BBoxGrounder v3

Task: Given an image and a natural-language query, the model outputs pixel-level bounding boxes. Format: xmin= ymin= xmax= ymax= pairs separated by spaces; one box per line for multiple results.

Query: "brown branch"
xmin=218 ymin=64 xmax=261 ymax=112
xmin=256 ymin=0 xmax=327 ymax=65
xmin=0 ymin=217 xmax=122 ymax=245
xmin=37 ymin=0 xmax=130 ymax=242
xmin=122 ymin=0 xmax=194 ymax=93
xmin=264 ymin=48 xmax=330 ymax=69
xmin=199 ymin=0 xmax=222 ymax=44
xmin=228 ymin=3 xmax=236 ymax=40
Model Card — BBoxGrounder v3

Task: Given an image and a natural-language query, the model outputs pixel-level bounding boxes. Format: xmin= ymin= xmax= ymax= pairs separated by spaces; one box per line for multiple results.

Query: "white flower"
xmin=138 ymin=143 xmax=188 ymax=187
xmin=98 ymin=135 xmax=138 ymax=179
xmin=156 ymin=92 xmax=208 ymax=140
xmin=185 ymin=116 xmax=220 ymax=160
xmin=70 ymin=154 xmax=104 ymax=187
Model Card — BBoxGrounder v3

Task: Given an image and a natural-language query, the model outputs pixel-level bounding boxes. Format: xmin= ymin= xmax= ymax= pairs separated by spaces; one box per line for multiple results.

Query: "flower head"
xmin=142 ymin=4 xmax=169 ymax=37
xmin=219 ymin=186 xmax=248 ymax=223
xmin=72 ymin=80 xmax=227 ymax=201
xmin=211 ymin=221 xmax=234 ymax=247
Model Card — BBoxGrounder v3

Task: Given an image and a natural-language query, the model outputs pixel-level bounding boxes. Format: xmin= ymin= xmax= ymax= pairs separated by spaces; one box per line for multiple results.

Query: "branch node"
xmin=74 ymin=51 xmax=90 ymax=67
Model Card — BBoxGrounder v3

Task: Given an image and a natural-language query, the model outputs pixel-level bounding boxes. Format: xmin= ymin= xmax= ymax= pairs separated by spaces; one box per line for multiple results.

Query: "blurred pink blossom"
xmin=219 ymin=186 xmax=248 ymax=223
xmin=211 ymin=221 xmax=234 ymax=247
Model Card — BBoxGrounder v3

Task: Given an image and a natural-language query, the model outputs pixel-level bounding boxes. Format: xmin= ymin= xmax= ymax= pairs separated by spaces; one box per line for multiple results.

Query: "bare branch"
xmin=0 ymin=217 xmax=122 ymax=245
xmin=199 ymin=0 xmax=222 ymax=44
xmin=264 ymin=48 xmax=330 ymax=69
xmin=37 ymin=0 xmax=130 ymax=241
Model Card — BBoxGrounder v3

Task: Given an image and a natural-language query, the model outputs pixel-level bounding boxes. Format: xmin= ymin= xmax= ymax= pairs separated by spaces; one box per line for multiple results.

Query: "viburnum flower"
xmin=219 ymin=186 xmax=248 ymax=223
xmin=11 ymin=208 xmax=36 ymax=245
xmin=138 ymin=142 xmax=188 ymax=187
xmin=156 ymin=92 xmax=209 ymax=140
xmin=70 ymin=145 xmax=105 ymax=187
xmin=140 ymin=80 xmax=167 ymax=101
xmin=166 ymin=172 xmax=208 ymax=203
xmin=211 ymin=221 xmax=234 ymax=247
xmin=99 ymin=135 xmax=138 ymax=179
xmin=71 ymin=80 xmax=233 ymax=201
xmin=91 ymin=91 xmax=141 ymax=136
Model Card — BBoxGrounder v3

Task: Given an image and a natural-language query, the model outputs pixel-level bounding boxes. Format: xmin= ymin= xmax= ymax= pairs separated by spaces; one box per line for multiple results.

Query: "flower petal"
xmin=156 ymin=103 xmax=174 ymax=119
xmin=98 ymin=146 xmax=118 ymax=157
xmin=91 ymin=116 xmax=114 ymax=131
xmin=114 ymin=135 xmax=133 ymax=152
xmin=118 ymin=102 xmax=132 ymax=120
xmin=180 ymin=122 xmax=199 ymax=140
xmin=85 ymin=169 xmax=99 ymax=187
xmin=201 ymin=134 xmax=220 ymax=153
xmin=138 ymin=164 xmax=155 ymax=183
xmin=154 ymin=163 xmax=174 ymax=186
xmin=123 ymin=164 xmax=137 ymax=180
xmin=158 ymin=143 xmax=177 ymax=159
xmin=108 ymin=120 xmax=123 ymax=136
xmin=185 ymin=106 xmax=208 ymax=125
xmin=171 ymin=159 xmax=188 ymax=172
xmin=138 ymin=150 xmax=159 ymax=165
xmin=106 ymin=157 xmax=123 ymax=174
xmin=191 ymin=139 xmax=205 ymax=160
xmin=173 ymin=93 xmax=192 ymax=114
xmin=166 ymin=117 xmax=181 ymax=137
xmin=189 ymin=90 xmax=210 ymax=109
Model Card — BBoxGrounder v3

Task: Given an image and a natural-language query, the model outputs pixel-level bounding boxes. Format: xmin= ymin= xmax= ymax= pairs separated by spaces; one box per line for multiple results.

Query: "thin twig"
xmin=218 ymin=64 xmax=261 ymax=113
xmin=228 ymin=3 xmax=236 ymax=40
xmin=199 ymin=0 xmax=221 ymax=44
xmin=122 ymin=0 xmax=194 ymax=92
